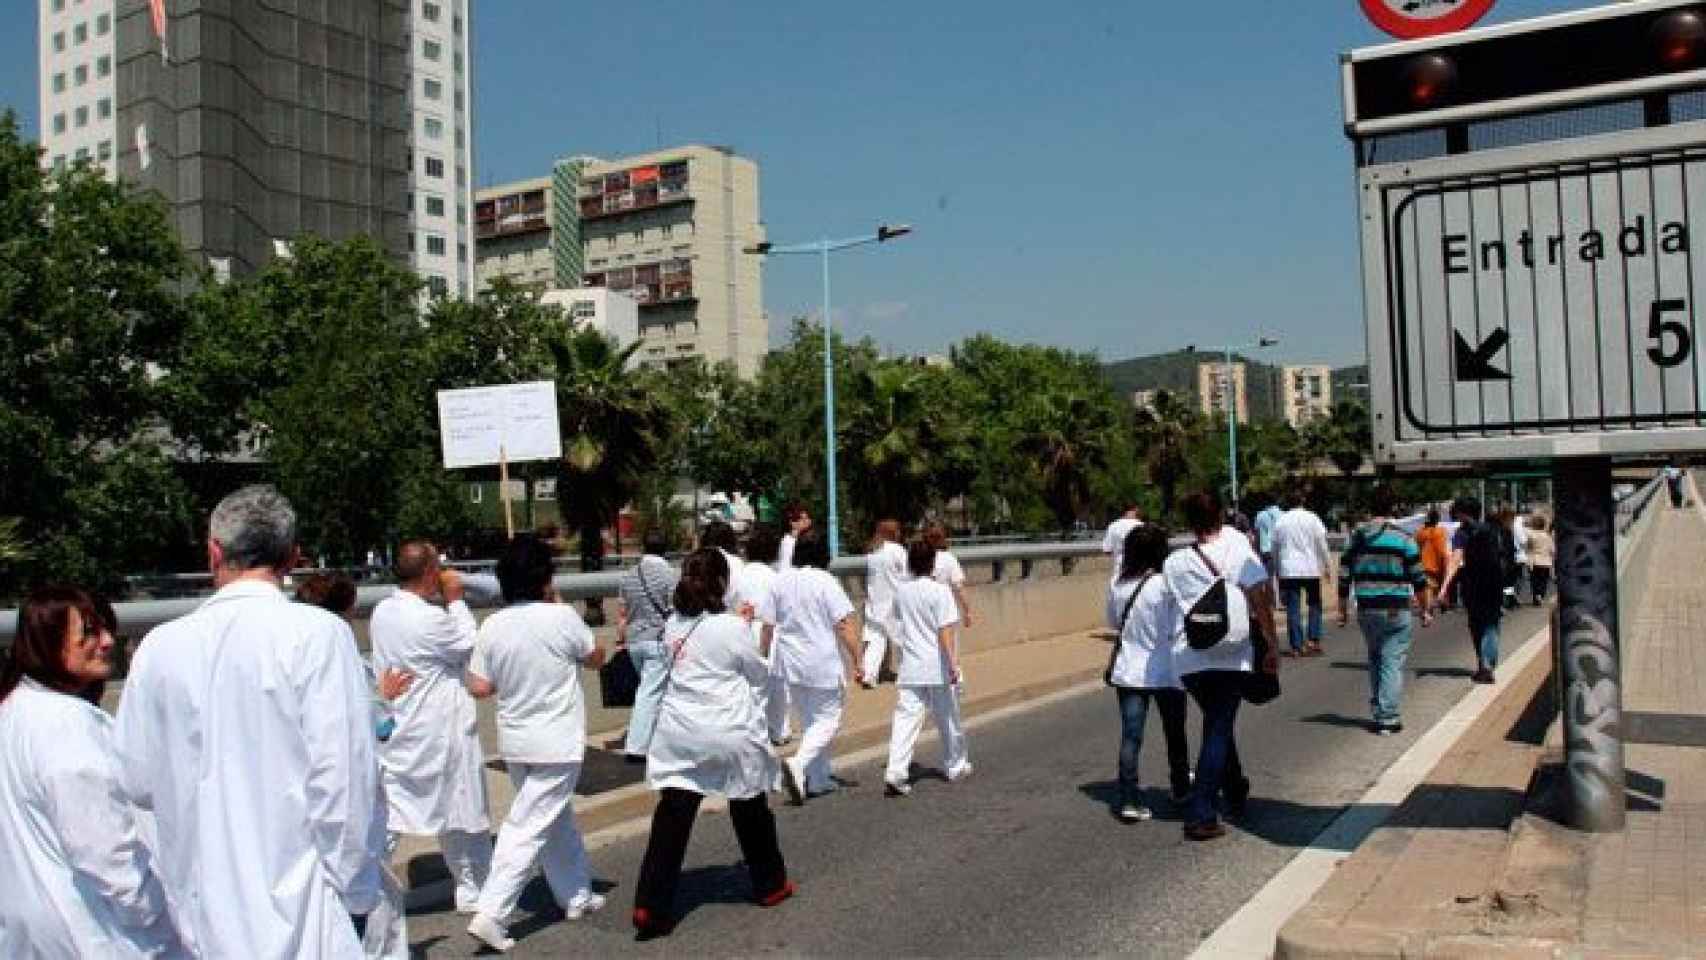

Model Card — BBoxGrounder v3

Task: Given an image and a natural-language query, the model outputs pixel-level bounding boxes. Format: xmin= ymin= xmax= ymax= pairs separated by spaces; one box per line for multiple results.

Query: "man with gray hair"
xmin=114 ymin=485 xmax=384 ymax=958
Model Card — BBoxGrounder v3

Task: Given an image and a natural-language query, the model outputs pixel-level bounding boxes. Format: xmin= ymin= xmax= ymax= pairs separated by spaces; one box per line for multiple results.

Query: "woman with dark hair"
xmin=923 ymin=522 xmax=974 ymax=627
xmin=859 ymin=519 xmax=908 ymax=689
xmin=1105 ymin=524 xmax=1191 ymax=823
xmin=732 ymin=523 xmax=790 ymax=744
xmin=1162 ymin=492 xmax=1279 ymax=841
xmin=759 ymin=532 xmax=861 ymax=803
xmin=633 ymin=548 xmax=793 ymax=938
xmin=463 ymin=535 xmax=609 ymax=952
xmin=699 ymin=521 xmax=745 ymax=603
xmin=618 ymin=529 xmax=681 ymax=761
xmin=0 ymin=586 xmax=182 ymax=957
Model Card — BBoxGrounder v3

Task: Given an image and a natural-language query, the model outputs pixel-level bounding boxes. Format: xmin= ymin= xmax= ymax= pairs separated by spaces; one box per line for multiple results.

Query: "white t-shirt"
xmin=759 ymin=567 xmax=856 ymax=688
xmin=863 ymin=541 xmax=909 ymax=623
xmin=1164 ymin=531 xmax=1269 ymax=677
xmin=892 ymin=578 xmax=961 ymax=685
xmin=468 ymin=603 xmax=597 ymax=763
xmin=1102 ymin=516 xmax=1141 ymax=555
xmin=932 ymin=550 xmax=966 ymax=588
xmin=729 ymin=560 xmax=777 ymax=651
xmin=1272 ymin=508 xmax=1330 ymax=579
xmin=1106 ymin=574 xmax=1181 ymax=690
xmin=777 ymin=534 xmax=797 ymax=571
xmin=718 ymin=549 xmax=746 ymax=606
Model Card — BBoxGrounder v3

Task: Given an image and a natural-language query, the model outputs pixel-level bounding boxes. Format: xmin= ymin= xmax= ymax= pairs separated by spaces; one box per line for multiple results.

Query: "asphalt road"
xmin=404 ymin=602 xmax=1550 ymax=958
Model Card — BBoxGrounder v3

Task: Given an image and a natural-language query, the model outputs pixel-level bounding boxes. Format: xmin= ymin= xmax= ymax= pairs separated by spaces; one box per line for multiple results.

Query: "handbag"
xmin=1242 ymin=618 xmax=1281 ymax=705
xmin=1104 ymin=573 xmax=1153 ymax=686
xmin=599 ymin=648 xmax=641 ymax=708
xmin=1184 ymin=545 xmax=1232 ymax=650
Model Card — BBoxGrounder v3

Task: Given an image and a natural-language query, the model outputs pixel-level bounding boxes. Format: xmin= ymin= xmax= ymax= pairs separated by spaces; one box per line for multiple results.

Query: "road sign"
xmin=1358 ymin=0 xmax=1497 ymax=40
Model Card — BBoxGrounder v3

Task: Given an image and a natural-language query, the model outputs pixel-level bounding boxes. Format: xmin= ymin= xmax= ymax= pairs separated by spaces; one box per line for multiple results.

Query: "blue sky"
xmin=4 ymin=0 xmax=1593 ymax=367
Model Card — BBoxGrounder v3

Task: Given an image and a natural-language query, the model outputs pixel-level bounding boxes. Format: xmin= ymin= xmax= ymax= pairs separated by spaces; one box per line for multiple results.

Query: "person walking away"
xmin=1510 ymin=509 xmax=1532 ymax=606
xmin=777 ymin=503 xmax=812 ymax=571
xmin=1526 ymin=516 xmax=1555 ymax=605
xmin=759 ymin=532 xmax=863 ymax=802
xmin=1254 ymin=496 xmax=1284 ymax=577
xmin=462 ymin=536 xmax=609 ymax=953
xmin=860 ymin=520 xmax=909 ymax=688
xmin=2 ymin=587 xmax=183 ymax=958
xmin=1436 ymin=497 xmax=1506 ymax=684
xmin=924 ymin=522 xmax=974 ymax=627
xmin=730 ymin=523 xmax=789 ymax=744
xmin=1337 ymin=487 xmax=1432 ymax=736
xmin=1163 ymin=491 xmax=1278 ymax=842
xmin=699 ymin=521 xmax=746 ymax=605
xmin=113 ymin=486 xmax=384 ymax=957
xmin=369 ymin=539 xmax=494 ymax=915
xmin=883 ymin=539 xmax=972 ymax=797
xmin=633 ymin=549 xmax=795 ymax=939
xmin=1414 ymin=510 xmax=1451 ymax=613
xmin=1104 ymin=525 xmax=1191 ymax=822
xmin=1272 ymin=491 xmax=1332 ymax=657
xmin=1666 ymin=463 xmax=1685 ymax=508
xmin=618 ymin=531 xmax=680 ymax=761
xmin=1101 ymin=505 xmax=1142 ymax=580
xmin=295 ymin=574 xmax=415 ymax=960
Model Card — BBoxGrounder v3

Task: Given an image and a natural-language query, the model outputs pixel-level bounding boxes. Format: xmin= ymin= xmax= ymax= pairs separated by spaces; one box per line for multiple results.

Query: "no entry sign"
xmin=1359 ymin=0 xmax=1497 ymax=40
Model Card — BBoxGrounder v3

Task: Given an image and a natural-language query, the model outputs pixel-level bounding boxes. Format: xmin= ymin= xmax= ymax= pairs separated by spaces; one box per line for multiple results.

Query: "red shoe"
xmin=632 ymin=907 xmax=671 ymax=939
xmin=758 ymin=880 xmax=797 ymax=907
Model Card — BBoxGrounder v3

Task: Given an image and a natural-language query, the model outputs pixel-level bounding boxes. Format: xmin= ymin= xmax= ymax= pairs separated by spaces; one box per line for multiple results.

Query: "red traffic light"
xmin=1652 ymin=10 xmax=1706 ymax=70
xmin=1401 ymin=54 xmax=1458 ymax=109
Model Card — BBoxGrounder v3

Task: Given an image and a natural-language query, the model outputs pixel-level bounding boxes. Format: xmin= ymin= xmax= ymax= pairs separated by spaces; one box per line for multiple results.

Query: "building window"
xmin=453 ymin=14 xmax=463 ymax=35
xmin=53 ymin=33 xmax=65 ymax=53
xmin=454 ymin=90 xmax=465 ymax=111
xmin=52 ymin=0 xmax=65 ymax=11
xmin=425 ymin=194 xmax=445 ymax=216
xmin=407 ymin=233 xmax=416 ymax=253
xmin=453 ymin=126 xmax=464 ymax=148
xmin=52 ymin=155 xmax=67 ymax=171
xmin=422 ymin=1 xmax=441 ymax=21
xmin=534 ymin=479 xmax=557 ymax=501
xmin=52 ymin=113 xmax=67 ymax=134
xmin=456 ymin=203 xmax=466 ymax=224
xmin=423 ymin=39 xmax=441 ymax=61
xmin=53 ymin=73 xmax=66 ymax=93
xmin=96 ymin=13 xmax=110 ymax=35
xmin=423 ymin=117 xmax=443 ymax=139
xmin=97 ymin=140 xmax=111 ymax=161
xmin=74 ymin=64 xmax=88 ymax=86
xmin=458 ymin=242 xmax=468 ymax=262
xmin=455 ymin=165 xmax=466 ymax=186
xmin=97 ymin=97 xmax=111 ymax=120
xmin=74 ymin=106 xmax=88 ymax=128
xmin=75 ymin=147 xmax=90 ymax=161
xmin=424 ymin=156 xmax=444 ymax=178
xmin=427 ymin=275 xmax=449 ymax=298
xmin=426 ymin=234 xmax=447 ymax=256
xmin=454 ymin=52 xmax=464 ymax=74
xmin=97 ymin=55 xmax=111 ymax=77
xmin=423 ymin=78 xmax=443 ymax=100
xmin=73 ymin=22 xmax=88 ymax=44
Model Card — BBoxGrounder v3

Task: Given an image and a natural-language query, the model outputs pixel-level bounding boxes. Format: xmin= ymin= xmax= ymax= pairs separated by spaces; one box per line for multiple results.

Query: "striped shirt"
xmin=1338 ymin=520 xmax=1426 ymax=610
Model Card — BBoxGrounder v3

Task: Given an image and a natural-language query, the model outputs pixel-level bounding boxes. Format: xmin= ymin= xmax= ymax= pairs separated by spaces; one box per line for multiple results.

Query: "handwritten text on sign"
xmin=436 ymin=381 xmax=563 ymax=469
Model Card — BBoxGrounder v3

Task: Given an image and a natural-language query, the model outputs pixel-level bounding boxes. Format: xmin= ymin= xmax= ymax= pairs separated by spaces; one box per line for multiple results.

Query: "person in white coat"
xmin=369 ymin=539 xmax=494 ymax=915
xmin=923 ymin=522 xmax=974 ymax=627
xmin=632 ymin=548 xmax=796 ymax=939
xmin=1 ymin=586 xmax=182 ymax=959
xmin=759 ymin=532 xmax=863 ymax=802
xmin=114 ymin=485 xmax=384 ymax=958
xmin=463 ymin=536 xmax=609 ymax=953
xmin=729 ymin=523 xmax=788 ymax=744
xmin=1271 ymin=491 xmax=1333 ymax=657
xmin=1104 ymin=525 xmax=1191 ymax=824
xmin=859 ymin=519 xmax=908 ymax=688
xmin=882 ymin=540 xmax=972 ymax=797
xmin=776 ymin=503 xmax=812 ymax=571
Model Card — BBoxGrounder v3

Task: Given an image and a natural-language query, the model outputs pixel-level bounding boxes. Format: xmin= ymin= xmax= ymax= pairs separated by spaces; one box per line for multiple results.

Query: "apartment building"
xmin=475 ymin=144 xmax=767 ymax=376
xmin=1280 ymin=364 xmax=1334 ymax=428
xmin=1197 ymin=361 xmax=1250 ymax=424
xmin=37 ymin=0 xmax=473 ymax=295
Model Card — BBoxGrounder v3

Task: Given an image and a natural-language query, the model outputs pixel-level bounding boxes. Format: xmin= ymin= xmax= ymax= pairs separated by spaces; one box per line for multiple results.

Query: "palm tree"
xmin=1018 ymin=386 xmax=1116 ymax=534
xmin=1134 ymin=390 xmax=1197 ymax=519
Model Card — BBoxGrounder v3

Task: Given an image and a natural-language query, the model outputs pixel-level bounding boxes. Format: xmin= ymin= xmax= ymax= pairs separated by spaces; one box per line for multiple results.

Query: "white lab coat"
xmin=113 ymin=579 xmax=382 ymax=959
xmin=0 ymin=679 xmax=181 ymax=959
xmin=369 ymin=590 xmax=491 ymax=834
xmin=646 ymin=613 xmax=779 ymax=799
xmin=1272 ymin=508 xmax=1332 ymax=579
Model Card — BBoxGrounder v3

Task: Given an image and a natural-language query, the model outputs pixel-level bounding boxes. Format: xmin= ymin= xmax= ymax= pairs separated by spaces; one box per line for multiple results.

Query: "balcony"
xmin=582 ymin=257 xmax=695 ymax=309
xmin=576 ymin=160 xmax=691 ymax=221
xmin=474 ymin=189 xmax=548 ymax=239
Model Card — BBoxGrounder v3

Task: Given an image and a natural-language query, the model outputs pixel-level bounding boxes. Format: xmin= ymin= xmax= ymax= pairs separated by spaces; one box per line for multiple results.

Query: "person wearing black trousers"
xmin=632 ymin=549 xmax=794 ymax=939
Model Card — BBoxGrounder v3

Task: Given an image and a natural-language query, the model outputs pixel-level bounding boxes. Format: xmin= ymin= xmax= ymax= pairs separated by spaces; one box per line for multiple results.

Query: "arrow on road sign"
xmin=1454 ymin=329 xmax=1512 ymax=382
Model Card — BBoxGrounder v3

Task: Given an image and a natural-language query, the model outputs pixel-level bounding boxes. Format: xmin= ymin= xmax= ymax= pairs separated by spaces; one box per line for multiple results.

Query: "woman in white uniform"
xmin=728 ymin=523 xmax=788 ymax=743
xmin=633 ymin=548 xmax=794 ymax=939
xmin=759 ymin=532 xmax=862 ymax=802
xmin=923 ymin=522 xmax=974 ymax=627
xmin=882 ymin=540 xmax=971 ymax=796
xmin=0 ymin=586 xmax=182 ymax=958
xmin=859 ymin=519 xmax=909 ymax=688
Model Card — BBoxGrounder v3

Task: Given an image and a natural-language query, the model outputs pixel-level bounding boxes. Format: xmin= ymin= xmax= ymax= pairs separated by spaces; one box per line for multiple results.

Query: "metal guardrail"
xmin=1615 ymin=472 xmax=1667 ymax=537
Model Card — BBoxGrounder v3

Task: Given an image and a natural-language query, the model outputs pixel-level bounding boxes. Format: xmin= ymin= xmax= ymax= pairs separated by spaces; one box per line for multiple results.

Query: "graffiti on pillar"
xmin=1555 ymin=467 xmax=1625 ymax=822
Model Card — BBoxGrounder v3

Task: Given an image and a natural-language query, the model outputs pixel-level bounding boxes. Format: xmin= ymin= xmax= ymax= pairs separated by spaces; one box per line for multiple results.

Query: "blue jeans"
xmin=1181 ymin=671 xmax=1247 ymax=825
xmin=1113 ymin=687 xmax=1191 ymax=806
xmin=1281 ymin=578 xmax=1324 ymax=652
xmin=1469 ymin=617 xmax=1501 ymax=670
xmin=623 ymin=639 xmax=670 ymax=757
xmin=1357 ymin=608 xmax=1413 ymax=725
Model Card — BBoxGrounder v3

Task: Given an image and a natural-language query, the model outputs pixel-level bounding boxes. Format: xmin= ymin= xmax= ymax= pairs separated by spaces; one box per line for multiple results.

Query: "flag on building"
xmin=150 ymin=0 xmax=170 ymax=62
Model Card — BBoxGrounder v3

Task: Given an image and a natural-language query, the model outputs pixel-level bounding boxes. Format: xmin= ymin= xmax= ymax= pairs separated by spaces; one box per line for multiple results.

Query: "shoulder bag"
xmin=1183 ymin=545 xmax=1232 ymax=650
xmin=1104 ymin=573 xmax=1154 ymax=686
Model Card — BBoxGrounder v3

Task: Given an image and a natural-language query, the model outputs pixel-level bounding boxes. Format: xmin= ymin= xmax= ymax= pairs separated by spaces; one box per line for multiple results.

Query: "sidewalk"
xmin=1277 ymin=492 xmax=1706 ymax=959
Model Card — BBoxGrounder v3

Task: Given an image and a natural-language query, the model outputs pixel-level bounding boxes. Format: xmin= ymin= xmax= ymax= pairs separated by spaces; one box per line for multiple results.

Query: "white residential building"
xmin=540 ymin=286 xmax=641 ymax=353
xmin=1281 ymin=365 xmax=1335 ymax=427
xmin=37 ymin=0 xmax=118 ymax=175
xmin=405 ymin=0 xmax=476 ymax=298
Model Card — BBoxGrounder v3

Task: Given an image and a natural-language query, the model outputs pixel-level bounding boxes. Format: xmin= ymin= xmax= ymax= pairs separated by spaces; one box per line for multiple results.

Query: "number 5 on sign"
xmin=1648 ymin=299 xmax=1693 ymax=369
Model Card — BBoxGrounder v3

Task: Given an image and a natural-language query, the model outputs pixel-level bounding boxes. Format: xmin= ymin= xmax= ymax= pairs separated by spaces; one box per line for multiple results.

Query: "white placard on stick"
xmin=436 ymin=381 xmax=562 ymax=469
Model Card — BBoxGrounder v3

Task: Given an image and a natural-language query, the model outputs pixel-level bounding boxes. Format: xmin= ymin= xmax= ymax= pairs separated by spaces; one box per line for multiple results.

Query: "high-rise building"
xmin=475 ymin=144 xmax=767 ymax=375
xmin=1280 ymin=365 xmax=1334 ymax=428
xmin=36 ymin=0 xmax=473 ymax=296
xmin=1198 ymin=361 xmax=1250 ymax=424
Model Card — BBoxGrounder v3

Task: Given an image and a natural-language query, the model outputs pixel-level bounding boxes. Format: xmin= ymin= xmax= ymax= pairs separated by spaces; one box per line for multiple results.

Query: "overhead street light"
xmin=743 ymin=223 xmax=914 ymax=558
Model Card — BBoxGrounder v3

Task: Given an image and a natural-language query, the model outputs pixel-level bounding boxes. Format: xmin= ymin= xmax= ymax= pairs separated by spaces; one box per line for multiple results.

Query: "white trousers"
xmin=787 ymin=684 xmax=845 ymax=793
xmin=362 ymin=862 xmax=409 ymax=960
xmin=475 ymin=762 xmax=591 ymax=924
xmin=765 ymin=672 xmax=792 ymax=742
xmin=388 ymin=828 xmax=492 ymax=913
xmin=884 ymin=685 xmax=969 ymax=785
xmin=860 ymin=620 xmax=893 ymax=683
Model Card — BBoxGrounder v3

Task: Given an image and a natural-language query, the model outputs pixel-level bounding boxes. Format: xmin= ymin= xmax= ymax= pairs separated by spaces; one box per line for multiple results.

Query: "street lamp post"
xmin=744 ymin=224 xmax=912 ymax=558
xmin=1191 ymin=336 xmax=1278 ymax=511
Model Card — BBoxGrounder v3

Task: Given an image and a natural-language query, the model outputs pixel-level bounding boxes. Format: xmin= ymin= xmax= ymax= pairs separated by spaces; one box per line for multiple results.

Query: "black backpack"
xmin=1184 ymin=546 xmax=1232 ymax=650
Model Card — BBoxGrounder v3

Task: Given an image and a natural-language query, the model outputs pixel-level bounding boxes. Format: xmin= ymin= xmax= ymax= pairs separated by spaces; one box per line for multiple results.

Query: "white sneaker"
xmin=466 ymin=913 xmax=514 ymax=953
xmin=1117 ymin=803 xmax=1153 ymax=823
xmin=564 ymin=891 xmax=606 ymax=920
xmin=948 ymin=763 xmax=974 ymax=783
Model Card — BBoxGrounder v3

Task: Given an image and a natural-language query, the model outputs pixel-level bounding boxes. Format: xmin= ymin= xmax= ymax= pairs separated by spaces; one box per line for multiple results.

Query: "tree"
xmin=1134 ymin=390 xmax=1199 ymax=520
xmin=0 ymin=112 xmax=198 ymax=599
